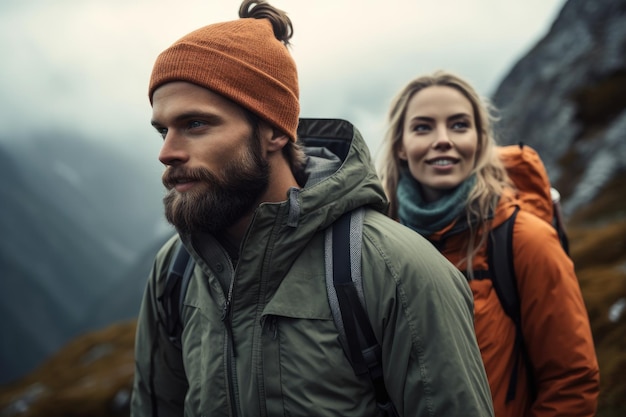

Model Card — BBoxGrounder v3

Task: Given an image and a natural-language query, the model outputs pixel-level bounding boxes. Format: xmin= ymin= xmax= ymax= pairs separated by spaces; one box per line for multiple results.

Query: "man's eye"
xmin=188 ymin=120 xmax=205 ymax=129
xmin=156 ymin=128 xmax=167 ymax=139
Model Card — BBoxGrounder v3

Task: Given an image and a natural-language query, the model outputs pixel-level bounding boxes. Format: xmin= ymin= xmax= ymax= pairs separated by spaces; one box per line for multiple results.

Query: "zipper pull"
xmin=221 ymin=299 xmax=231 ymax=321
xmin=221 ymin=299 xmax=237 ymax=357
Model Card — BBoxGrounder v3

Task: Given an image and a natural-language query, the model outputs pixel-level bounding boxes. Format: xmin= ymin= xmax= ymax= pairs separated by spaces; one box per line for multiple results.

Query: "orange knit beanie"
xmin=149 ymin=17 xmax=300 ymax=142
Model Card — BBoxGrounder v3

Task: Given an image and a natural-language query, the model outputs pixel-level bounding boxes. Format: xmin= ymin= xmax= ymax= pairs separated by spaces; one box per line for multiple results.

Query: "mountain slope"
xmin=0 ymin=133 xmax=169 ymax=384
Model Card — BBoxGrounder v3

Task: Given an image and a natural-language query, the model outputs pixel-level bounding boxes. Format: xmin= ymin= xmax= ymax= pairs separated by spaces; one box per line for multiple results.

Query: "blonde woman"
xmin=378 ymin=70 xmax=599 ymax=417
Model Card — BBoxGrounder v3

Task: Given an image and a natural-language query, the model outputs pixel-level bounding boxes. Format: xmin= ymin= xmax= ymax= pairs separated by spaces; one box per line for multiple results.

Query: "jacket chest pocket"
xmin=256 ymin=254 xmax=376 ymax=415
xmin=259 ymin=308 xmax=373 ymax=416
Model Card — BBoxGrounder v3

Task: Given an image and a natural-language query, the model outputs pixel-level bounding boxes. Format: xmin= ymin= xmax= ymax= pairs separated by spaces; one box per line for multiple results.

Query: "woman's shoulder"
xmin=512 ymin=209 xmax=558 ymax=239
xmin=505 ymin=208 xmax=569 ymax=271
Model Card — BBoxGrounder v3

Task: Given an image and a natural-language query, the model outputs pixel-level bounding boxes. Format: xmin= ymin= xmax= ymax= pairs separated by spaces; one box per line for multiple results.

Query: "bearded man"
xmin=131 ymin=1 xmax=494 ymax=416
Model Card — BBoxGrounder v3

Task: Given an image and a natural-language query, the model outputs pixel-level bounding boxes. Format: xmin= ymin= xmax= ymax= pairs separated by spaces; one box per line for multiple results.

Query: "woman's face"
xmin=397 ymin=85 xmax=479 ymax=202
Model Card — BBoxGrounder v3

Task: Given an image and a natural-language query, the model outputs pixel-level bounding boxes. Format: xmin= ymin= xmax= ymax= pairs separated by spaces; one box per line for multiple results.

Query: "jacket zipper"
xmin=222 ymin=259 xmax=241 ymax=417
xmin=222 ymin=299 xmax=237 ymax=357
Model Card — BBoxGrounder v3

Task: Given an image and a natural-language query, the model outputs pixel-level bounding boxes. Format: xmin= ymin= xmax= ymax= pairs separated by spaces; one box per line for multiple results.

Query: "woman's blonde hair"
xmin=377 ymin=70 xmax=511 ymax=271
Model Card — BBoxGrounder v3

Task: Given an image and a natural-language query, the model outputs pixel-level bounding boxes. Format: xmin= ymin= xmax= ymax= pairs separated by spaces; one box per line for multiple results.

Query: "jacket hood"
xmin=247 ymin=118 xmax=389 ymax=234
xmin=292 ymin=118 xmax=388 ymax=229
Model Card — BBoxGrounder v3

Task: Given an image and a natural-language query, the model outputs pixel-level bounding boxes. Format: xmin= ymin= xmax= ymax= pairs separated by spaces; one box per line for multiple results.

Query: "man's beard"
xmin=162 ymin=132 xmax=270 ymax=234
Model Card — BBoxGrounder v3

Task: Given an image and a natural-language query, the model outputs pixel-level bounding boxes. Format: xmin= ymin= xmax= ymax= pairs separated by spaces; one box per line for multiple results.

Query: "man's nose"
xmin=158 ymin=132 xmax=189 ymax=166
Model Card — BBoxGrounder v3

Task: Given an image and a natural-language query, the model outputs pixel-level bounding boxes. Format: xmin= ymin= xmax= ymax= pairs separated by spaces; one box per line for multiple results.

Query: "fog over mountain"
xmin=0 ymin=132 xmax=172 ymax=384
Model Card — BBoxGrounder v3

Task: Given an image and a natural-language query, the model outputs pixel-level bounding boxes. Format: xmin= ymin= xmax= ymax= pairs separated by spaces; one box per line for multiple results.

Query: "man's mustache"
xmin=162 ymin=167 xmax=214 ymax=190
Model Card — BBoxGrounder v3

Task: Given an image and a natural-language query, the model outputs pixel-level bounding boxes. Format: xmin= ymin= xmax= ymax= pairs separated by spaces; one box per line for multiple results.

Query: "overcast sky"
xmin=0 ymin=0 xmax=567 ymax=162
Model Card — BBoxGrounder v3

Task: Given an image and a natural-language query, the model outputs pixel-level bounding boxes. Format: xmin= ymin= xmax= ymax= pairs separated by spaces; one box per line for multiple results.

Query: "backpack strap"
xmin=149 ymin=240 xmax=194 ymax=417
xmin=157 ymin=240 xmax=195 ymax=349
xmin=489 ymin=209 xmax=519 ymax=321
xmin=325 ymin=209 xmax=398 ymax=417
xmin=488 ymin=207 xmax=536 ymax=402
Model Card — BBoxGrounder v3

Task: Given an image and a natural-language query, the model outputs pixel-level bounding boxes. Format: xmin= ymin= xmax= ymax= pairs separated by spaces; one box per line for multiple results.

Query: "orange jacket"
xmin=428 ymin=191 xmax=600 ymax=417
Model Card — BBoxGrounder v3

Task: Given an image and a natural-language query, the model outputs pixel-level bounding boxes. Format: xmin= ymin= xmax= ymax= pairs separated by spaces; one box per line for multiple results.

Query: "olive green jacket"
xmin=131 ymin=119 xmax=494 ymax=417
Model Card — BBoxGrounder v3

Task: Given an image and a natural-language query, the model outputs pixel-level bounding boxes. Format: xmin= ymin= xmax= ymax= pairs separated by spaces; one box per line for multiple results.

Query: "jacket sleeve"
xmin=514 ymin=212 xmax=600 ymax=417
xmin=362 ymin=216 xmax=495 ymax=417
xmin=131 ymin=242 xmax=188 ymax=417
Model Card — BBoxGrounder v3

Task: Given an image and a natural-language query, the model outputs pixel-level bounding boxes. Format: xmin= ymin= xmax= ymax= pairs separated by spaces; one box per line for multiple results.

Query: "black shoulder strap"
xmin=150 ymin=241 xmax=194 ymax=417
xmin=325 ymin=209 xmax=398 ymax=417
xmin=489 ymin=208 xmax=519 ymax=322
xmin=158 ymin=241 xmax=195 ymax=349
xmin=488 ymin=207 xmax=536 ymax=402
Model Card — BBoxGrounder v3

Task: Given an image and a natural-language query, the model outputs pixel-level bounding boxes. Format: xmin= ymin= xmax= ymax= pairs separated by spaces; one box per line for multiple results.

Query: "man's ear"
xmin=260 ymin=122 xmax=290 ymax=153
xmin=269 ymin=129 xmax=290 ymax=152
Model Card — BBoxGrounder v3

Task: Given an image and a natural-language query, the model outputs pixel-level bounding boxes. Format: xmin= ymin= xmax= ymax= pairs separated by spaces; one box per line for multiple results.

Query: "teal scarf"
xmin=397 ymin=170 xmax=476 ymax=236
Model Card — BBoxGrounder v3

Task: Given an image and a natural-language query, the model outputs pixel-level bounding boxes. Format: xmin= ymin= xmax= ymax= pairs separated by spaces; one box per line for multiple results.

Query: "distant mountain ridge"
xmin=0 ymin=132 xmax=171 ymax=384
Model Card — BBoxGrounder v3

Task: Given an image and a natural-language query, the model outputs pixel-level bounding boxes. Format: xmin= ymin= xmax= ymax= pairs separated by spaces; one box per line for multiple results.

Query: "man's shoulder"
xmin=156 ymin=234 xmax=180 ymax=258
xmin=361 ymin=209 xmax=455 ymax=272
xmin=151 ymin=234 xmax=182 ymax=276
xmin=360 ymin=209 xmax=472 ymax=304
xmin=362 ymin=209 xmax=434 ymax=249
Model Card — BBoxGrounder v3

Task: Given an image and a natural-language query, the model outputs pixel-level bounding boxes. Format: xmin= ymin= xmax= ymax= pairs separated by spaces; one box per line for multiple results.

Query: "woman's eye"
xmin=412 ymin=124 xmax=430 ymax=133
xmin=452 ymin=121 xmax=470 ymax=130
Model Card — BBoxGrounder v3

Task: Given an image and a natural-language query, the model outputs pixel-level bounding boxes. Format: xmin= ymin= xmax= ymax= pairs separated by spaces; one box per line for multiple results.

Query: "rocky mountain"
xmin=491 ymin=0 xmax=626 ymax=222
xmin=1 ymin=0 xmax=625 ymax=415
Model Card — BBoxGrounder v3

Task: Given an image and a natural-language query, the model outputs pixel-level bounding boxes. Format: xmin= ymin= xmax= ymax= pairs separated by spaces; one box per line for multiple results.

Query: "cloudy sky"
xmin=0 ymin=0 xmax=567 ymax=163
